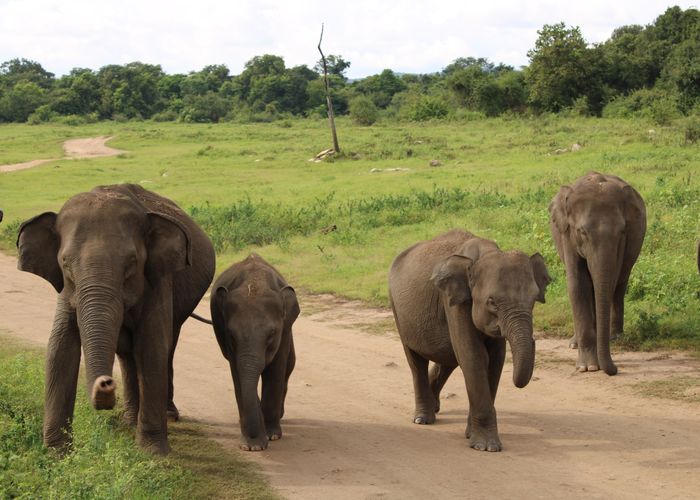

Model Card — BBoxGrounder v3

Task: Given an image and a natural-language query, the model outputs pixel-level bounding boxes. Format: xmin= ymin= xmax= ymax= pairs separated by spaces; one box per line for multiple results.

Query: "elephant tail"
xmin=190 ymin=312 xmax=213 ymax=325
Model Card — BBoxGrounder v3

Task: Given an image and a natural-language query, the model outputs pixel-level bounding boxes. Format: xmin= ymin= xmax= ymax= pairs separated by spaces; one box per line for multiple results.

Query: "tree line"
xmin=0 ymin=6 xmax=697 ymax=125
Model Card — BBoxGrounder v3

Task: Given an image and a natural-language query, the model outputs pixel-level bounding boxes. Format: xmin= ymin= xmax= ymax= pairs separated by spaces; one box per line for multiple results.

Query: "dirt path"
xmin=0 ymin=136 xmax=123 ymax=172
xmin=1 ymin=252 xmax=699 ymax=499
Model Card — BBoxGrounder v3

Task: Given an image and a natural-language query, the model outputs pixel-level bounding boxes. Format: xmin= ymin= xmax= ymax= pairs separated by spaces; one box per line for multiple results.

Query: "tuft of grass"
xmin=634 ymin=377 xmax=700 ymax=403
xmin=0 ymin=335 xmax=277 ymax=499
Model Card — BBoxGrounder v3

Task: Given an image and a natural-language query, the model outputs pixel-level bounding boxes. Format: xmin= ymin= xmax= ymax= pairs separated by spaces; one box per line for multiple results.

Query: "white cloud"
xmin=0 ymin=0 xmax=694 ymax=77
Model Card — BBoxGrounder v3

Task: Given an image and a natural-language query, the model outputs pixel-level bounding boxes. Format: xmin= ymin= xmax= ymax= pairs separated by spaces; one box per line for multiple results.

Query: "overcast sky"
xmin=0 ymin=1 xmax=695 ymax=78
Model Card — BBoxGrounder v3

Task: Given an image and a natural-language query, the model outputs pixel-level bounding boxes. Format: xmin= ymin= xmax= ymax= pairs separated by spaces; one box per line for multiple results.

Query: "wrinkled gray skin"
xmin=17 ymin=184 xmax=215 ymax=454
xmin=211 ymin=254 xmax=299 ymax=452
xmin=389 ymin=230 xmax=551 ymax=452
xmin=549 ymin=172 xmax=646 ymax=375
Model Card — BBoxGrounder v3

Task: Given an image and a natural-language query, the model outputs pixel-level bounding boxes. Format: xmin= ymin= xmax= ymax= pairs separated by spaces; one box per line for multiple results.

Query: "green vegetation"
xmin=0 ymin=7 xmax=698 ymax=123
xmin=0 ymin=335 xmax=277 ymax=499
xmin=1 ymin=115 xmax=699 ymax=351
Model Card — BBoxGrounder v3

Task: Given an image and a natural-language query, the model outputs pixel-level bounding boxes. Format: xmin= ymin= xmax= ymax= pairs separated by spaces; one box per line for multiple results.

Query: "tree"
xmin=313 ymin=54 xmax=351 ymax=81
xmin=526 ymin=23 xmax=594 ymax=113
xmin=0 ymin=81 xmax=47 ymax=122
xmin=52 ymin=68 xmax=100 ymax=115
xmin=0 ymin=58 xmax=54 ymax=90
xmin=97 ymin=62 xmax=164 ymax=118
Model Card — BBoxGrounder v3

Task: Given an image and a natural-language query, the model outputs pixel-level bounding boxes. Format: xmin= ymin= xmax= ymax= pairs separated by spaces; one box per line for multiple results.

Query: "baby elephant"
xmin=389 ymin=230 xmax=551 ymax=452
xmin=211 ymin=254 xmax=299 ymax=451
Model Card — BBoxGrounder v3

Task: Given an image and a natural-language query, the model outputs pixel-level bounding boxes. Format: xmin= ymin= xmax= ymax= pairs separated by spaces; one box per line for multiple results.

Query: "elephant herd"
xmin=12 ymin=171 xmax=692 ymax=455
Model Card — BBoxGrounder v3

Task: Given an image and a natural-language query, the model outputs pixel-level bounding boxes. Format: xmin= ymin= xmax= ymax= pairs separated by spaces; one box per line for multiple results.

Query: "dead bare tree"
xmin=318 ymin=23 xmax=340 ymax=153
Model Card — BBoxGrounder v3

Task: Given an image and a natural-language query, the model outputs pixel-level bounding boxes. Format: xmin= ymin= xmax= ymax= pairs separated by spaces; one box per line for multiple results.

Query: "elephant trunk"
xmin=75 ymin=279 xmax=123 ymax=410
xmin=591 ymin=268 xmax=617 ymax=375
xmin=501 ymin=308 xmax=536 ymax=388
xmin=235 ymin=352 xmax=266 ymax=439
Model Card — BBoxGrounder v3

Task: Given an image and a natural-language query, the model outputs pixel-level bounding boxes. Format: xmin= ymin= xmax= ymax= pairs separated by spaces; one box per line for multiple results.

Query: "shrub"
xmin=602 ymin=87 xmax=681 ymax=124
xmin=26 ymin=104 xmax=55 ymax=124
xmin=683 ymin=115 xmax=700 ymax=144
xmin=349 ymin=95 xmax=378 ymax=125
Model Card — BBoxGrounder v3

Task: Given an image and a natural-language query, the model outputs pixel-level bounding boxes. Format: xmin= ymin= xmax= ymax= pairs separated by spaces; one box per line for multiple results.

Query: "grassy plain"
xmin=1 ymin=116 xmax=699 ymax=351
xmin=0 ymin=334 xmax=278 ymax=499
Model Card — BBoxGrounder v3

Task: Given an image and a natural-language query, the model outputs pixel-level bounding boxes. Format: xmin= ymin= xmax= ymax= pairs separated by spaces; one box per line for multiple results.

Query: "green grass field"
xmin=0 ymin=335 xmax=278 ymax=499
xmin=1 ymin=115 xmax=699 ymax=351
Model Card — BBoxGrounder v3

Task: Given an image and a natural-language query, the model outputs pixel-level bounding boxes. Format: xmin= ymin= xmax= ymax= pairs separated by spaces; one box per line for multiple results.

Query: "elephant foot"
xmin=137 ymin=432 xmax=170 ymax=455
xmin=468 ymin=429 xmax=502 ymax=452
xmin=240 ymin=435 xmax=269 ymax=452
xmin=166 ymin=401 xmax=179 ymax=422
xmin=576 ymin=346 xmax=599 ymax=373
xmin=122 ymin=409 xmax=138 ymax=426
xmin=413 ymin=411 xmax=436 ymax=425
xmin=266 ymin=422 xmax=283 ymax=441
xmin=44 ymin=430 xmax=73 ymax=456
xmin=568 ymin=336 xmax=578 ymax=349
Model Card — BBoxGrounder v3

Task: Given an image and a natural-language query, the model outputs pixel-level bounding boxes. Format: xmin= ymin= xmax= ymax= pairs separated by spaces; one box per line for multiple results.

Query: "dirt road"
xmin=0 ymin=136 xmax=123 ymax=172
xmin=1 ymin=251 xmax=699 ymax=499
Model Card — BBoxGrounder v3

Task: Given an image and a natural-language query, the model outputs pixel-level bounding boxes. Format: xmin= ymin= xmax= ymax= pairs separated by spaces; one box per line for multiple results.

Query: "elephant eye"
xmin=486 ymin=297 xmax=497 ymax=311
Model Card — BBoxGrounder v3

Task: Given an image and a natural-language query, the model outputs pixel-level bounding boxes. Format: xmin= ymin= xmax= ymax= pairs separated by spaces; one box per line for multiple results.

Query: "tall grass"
xmin=0 ymin=337 xmax=277 ymax=499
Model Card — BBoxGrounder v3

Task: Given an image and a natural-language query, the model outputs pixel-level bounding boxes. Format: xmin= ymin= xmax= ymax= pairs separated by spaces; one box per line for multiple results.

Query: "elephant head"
xmin=550 ymin=172 xmax=646 ymax=375
xmin=431 ymin=239 xmax=551 ymax=388
xmin=17 ymin=190 xmax=191 ymax=410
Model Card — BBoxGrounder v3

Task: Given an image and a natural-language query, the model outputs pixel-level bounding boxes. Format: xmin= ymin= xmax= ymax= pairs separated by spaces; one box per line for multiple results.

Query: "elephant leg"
xmin=280 ymin=335 xmax=296 ymax=420
xmin=403 ymin=346 xmax=435 ymax=424
xmin=261 ymin=334 xmax=293 ymax=441
xmin=166 ymin=325 xmax=182 ymax=422
xmin=117 ymin=352 xmax=139 ymax=426
xmin=429 ymin=363 xmax=456 ymax=413
xmin=43 ymin=300 xmax=81 ymax=452
xmin=133 ymin=289 xmax=172 ymax=455
xmin=230 ymin=362 xmax=268 ymax=451
xmin=566 ymin=257 xmax=598 ymax=371
xmin=485 ymin=337 xmax=506 ymax=402
xmin=610 ymin=279 xmax=628 ymax=341
xmin=467 ymin=337 xmax=506 ymax=440
xmin=459 ymin=340 xmax=501 ymax=452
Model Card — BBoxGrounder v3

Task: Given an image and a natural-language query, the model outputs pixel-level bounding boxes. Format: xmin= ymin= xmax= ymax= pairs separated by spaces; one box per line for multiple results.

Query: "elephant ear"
xmin=211 ymin=286 xmax=231 ymax=360
xmin=622 ymin=184 xmax=645 ymax=223
xmin=430 ymin=255 xmax=474 ymax=306
xmin=529 ymin=253 xmax=552 ymax=303
xmin=17 ymin=212 xmax=63 ymax=292
xmin=549 ymin=186 xmax=572 ymax=234
xmin=281 ymin=285 xmax=300 ymax=326
xmin=145 ymin=212 xmax=192 ymax=286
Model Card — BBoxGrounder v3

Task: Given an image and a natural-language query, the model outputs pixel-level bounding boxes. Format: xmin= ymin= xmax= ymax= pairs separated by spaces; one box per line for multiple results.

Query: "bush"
xmin=349 ymin=95 xmax=378 ymax=125
xmin=683 ymin=115 xmax=700 ymax=144
xmin=151 ymin=109 xmax=178 ymax=122
xmin=602 ymin=87 xmax=681 ymax=124
xmin=26 ymin=104 xmax=55 ymax=124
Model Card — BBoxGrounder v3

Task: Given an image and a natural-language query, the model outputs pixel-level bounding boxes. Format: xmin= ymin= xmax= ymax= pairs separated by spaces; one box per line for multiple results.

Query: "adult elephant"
xmin=17 ymin=184 xmax=215 ymax=454
xmin=549 ymin=172 xmax=646 ymax=375
xmin=211 ymin=254 xmax=299 ymax=452
xmin=389 ymin=229 xmax=551 ymax=452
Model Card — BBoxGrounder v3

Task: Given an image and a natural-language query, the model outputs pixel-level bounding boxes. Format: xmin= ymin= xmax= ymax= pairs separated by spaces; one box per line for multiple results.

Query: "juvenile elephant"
xmin=549 ymin=172 xmax=646 ymax=375
xmin=17 ymin=184 xmax=215 ymax=454
xmin=210 ymin=254 xmax=299 ymax=451
xmin=388 ymin=229 xmax=551 ymax=452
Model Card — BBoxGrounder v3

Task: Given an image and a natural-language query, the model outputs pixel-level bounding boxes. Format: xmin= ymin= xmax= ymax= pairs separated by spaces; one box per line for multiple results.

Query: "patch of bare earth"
xmin=1 ymin=251 xmax=699 ymax=499
xmin=0 ymin=136 xmax=123 ymax=172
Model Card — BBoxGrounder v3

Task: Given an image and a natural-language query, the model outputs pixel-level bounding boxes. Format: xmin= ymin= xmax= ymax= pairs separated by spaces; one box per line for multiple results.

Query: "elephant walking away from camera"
xmin=388 ymin=229 xmax=551 ymax=452
xmin=549 ymin=172 xmax=646 ymax=375
xmin=17 ymin=184 xmax=215 ymax=454
xmin=210 ymin=254 xmax=299 ymax=451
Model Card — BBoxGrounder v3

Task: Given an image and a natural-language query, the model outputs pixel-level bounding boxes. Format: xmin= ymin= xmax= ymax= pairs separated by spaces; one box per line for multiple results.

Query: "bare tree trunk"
xmin=318 ymin=24 xmax=340 ymax=153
